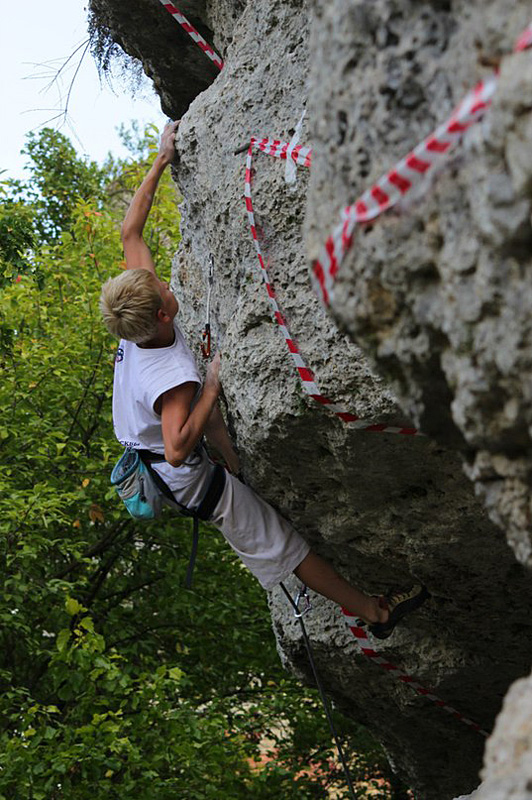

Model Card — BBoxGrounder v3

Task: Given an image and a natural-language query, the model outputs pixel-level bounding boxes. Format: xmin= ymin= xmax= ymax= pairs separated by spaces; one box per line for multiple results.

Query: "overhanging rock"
xmin=89 ymin=0 xmax=224 ymax=117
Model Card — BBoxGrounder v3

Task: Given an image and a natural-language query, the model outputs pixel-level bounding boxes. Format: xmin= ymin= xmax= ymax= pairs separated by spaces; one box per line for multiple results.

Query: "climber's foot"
xmin=369 ymin=585 xmax=430 ymax=640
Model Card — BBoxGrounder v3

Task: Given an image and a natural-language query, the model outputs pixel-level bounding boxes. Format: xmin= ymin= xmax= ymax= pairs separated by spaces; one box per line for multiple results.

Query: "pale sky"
xmin=1 ymin=0 xmax=167 ymax=180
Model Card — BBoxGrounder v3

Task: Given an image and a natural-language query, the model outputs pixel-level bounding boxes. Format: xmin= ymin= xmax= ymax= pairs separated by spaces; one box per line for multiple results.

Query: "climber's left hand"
xmin=159 ymin=120 xmax=180 ymax=166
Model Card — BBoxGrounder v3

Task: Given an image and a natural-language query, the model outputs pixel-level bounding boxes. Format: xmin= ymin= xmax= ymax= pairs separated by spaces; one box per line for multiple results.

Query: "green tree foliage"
xmin=0 ymin=127 xmax=402 ymax=799
xmin=0 ymin=192 xmax=35 ymax=288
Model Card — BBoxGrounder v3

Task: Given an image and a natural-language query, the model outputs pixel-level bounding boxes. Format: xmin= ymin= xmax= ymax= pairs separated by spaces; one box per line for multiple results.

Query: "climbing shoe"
xmin=369 ymin=585 xmax=429 ymax=640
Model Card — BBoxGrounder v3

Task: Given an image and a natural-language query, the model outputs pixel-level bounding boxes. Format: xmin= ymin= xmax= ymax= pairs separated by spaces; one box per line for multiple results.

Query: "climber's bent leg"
xmin=209 ymin=472 xmax=312 ymax=590
xmin=294 ymin=550 xmax=387 ymax=625
xmin=210 ymin=474 xmax=388 ymax=624
xmin=157 ymin=459 xmax=396 ymax=627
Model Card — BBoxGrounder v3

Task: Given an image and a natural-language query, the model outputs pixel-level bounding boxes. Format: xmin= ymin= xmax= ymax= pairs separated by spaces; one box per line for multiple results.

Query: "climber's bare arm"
xmin=121 ymin=120 xmax=180 ymax=275
xmin=159 ymin=355 xmax=221 ymax=467
xmin=204 ymin=405 xmax=240 ymax=475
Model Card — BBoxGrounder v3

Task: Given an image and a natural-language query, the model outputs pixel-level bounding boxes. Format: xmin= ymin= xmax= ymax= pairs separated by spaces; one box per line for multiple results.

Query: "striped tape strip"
xmin=251 ymin=137 xmax=313 ymax=166
xmin=341 ymin=608 xmax=489 ymax=738
xmin=245 ymin=138 xmax=421 ymax=435
xmin=311 ymin=24 xmax=532 ymax=306
xmin=159 ymin=1 xmax=224 ymax=70
xmin=515 ymin=23 xmax=532 ymax=52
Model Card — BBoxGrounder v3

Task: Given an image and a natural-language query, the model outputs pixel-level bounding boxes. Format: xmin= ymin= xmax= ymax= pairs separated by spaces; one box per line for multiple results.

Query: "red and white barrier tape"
xmin=515 ymin=24 xmax=532 ymax=52
xmin=159 ymin=1 xmax=224 ymax=70
xmin=159 ymin=8 xmax=531 ymax=435
xmin=341 ymin=608 xmax=489 ymax=738
xmin=245 ymin=138 xmax=421 ymax=435
xmin=312 ymin=24 xmax=532 ymax=306
xmin=250 ymin=137 xmax=313 ymax=166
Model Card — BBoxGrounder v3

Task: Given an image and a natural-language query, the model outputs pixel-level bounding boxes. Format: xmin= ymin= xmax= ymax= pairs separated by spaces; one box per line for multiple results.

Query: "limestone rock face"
xmin=305 ymin=0 xmax=532 ymax=566
xmin=88 ymin=1 xmax=532 ymax=797
xmin=454 ymin=673 xmax=532 ymax=800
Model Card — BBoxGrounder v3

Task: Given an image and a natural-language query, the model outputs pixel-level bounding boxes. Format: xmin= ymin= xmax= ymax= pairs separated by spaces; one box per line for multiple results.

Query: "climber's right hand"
xmin=205 ymin=352 xmax=221 ymax=396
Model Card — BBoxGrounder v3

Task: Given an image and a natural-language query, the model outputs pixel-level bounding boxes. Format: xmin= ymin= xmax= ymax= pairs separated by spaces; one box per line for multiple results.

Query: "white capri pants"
xmin=152 ymin=450 xmax=310 ymax=590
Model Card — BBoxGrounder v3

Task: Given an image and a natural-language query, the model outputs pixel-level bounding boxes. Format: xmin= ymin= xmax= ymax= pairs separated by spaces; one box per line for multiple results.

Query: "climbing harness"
xmin=201 ymin=254 xmax=215 ymax=359
xmin=158 ymin=1 xmax=224 ymax=70
xmin=341 ymin=607 xmax=488 ymax=738
xmin=111 ymin=447 xmax=226 ymax=588
xmin=141 ymin=449 xmax=226 ymax=588
xmin=280 ymin=583 xmax=358 ymax=800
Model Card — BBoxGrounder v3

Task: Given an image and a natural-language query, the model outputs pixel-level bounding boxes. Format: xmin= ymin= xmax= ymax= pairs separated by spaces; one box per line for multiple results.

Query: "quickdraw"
xmin=280 ymin=583 xmax=487 ymax=800
xmin=201 ymin=254 xmax=215 ymax=359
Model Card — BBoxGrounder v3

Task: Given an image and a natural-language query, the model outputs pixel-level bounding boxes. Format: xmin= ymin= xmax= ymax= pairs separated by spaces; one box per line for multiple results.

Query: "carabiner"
xmin=201 ymin=324 xmax=211 ymax=359
xmin=293 ymin=585 xmax=312 ymax=619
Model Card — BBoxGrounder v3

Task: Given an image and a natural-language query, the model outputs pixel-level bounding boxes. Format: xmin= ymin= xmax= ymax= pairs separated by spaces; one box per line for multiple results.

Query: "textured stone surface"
xmin=88 ymin=1 xmax=532 ymax=797
xmin=305 ymin=0 xmax=532 ymax=566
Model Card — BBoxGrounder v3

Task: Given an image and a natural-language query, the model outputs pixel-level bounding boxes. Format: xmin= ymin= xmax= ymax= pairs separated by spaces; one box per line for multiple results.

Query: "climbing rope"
xmin=280 ymin=581 xmax=487 ymax=798
xmin=280 ymin=583 xmax=358 ymax=800
xmin=341 ymin=607 xmax=488 ymax=738
xmin=158 ymin=1 xmax=224 ymax=70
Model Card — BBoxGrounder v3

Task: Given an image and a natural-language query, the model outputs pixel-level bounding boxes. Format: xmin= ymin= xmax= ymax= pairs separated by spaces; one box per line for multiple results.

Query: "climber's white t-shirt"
xmin=112 ymin=319 xmax=310 ymax=589
xmin=113 ymin=321 xmax=200 ymax=453
xmin=112 ymin=321 xmax=216 ymax=507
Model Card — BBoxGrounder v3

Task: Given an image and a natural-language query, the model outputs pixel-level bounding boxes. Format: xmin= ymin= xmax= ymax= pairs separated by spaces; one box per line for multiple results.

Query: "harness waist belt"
xmin=138 ymin=449 xmax=226 ymax=521
xmin=195 ymin=462 xmax=226 ymax=521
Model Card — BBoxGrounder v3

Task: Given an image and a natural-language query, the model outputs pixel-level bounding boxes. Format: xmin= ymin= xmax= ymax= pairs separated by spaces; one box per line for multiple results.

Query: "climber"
xmin=99 ymin=120 xmax=428 ymax=639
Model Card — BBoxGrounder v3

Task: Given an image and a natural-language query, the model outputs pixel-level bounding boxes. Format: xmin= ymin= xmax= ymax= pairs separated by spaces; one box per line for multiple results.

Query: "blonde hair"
xmin=100 ymin=269 xmax=161 ymax=343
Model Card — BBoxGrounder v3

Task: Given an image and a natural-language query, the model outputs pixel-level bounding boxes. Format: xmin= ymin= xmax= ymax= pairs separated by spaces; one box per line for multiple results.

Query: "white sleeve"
xmin=139 ymin=352 xmax=201 ymax=413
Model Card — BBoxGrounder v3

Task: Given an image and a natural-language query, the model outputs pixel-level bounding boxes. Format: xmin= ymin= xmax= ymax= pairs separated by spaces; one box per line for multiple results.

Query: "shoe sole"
xmin=369 ymin=586 xmax=430 ymax=640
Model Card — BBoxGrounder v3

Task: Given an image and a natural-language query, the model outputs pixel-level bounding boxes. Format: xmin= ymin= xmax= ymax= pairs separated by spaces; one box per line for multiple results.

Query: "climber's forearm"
xmin=204 ymin=405 xmax=240 ymax=474
xmin=121 ymin=122 xmax=178 ymax=258
xmin=121 ymin=155 xmax=169 ymax=242
xmin=161 ymin=382 xmax=220 ymax=467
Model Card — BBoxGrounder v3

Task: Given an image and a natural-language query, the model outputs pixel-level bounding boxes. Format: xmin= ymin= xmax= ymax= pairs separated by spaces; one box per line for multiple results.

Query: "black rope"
xmin=280 ymin=582 xmax=357 ymax=800
xmin=185 ymin=517 xmax=200 ymax=589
